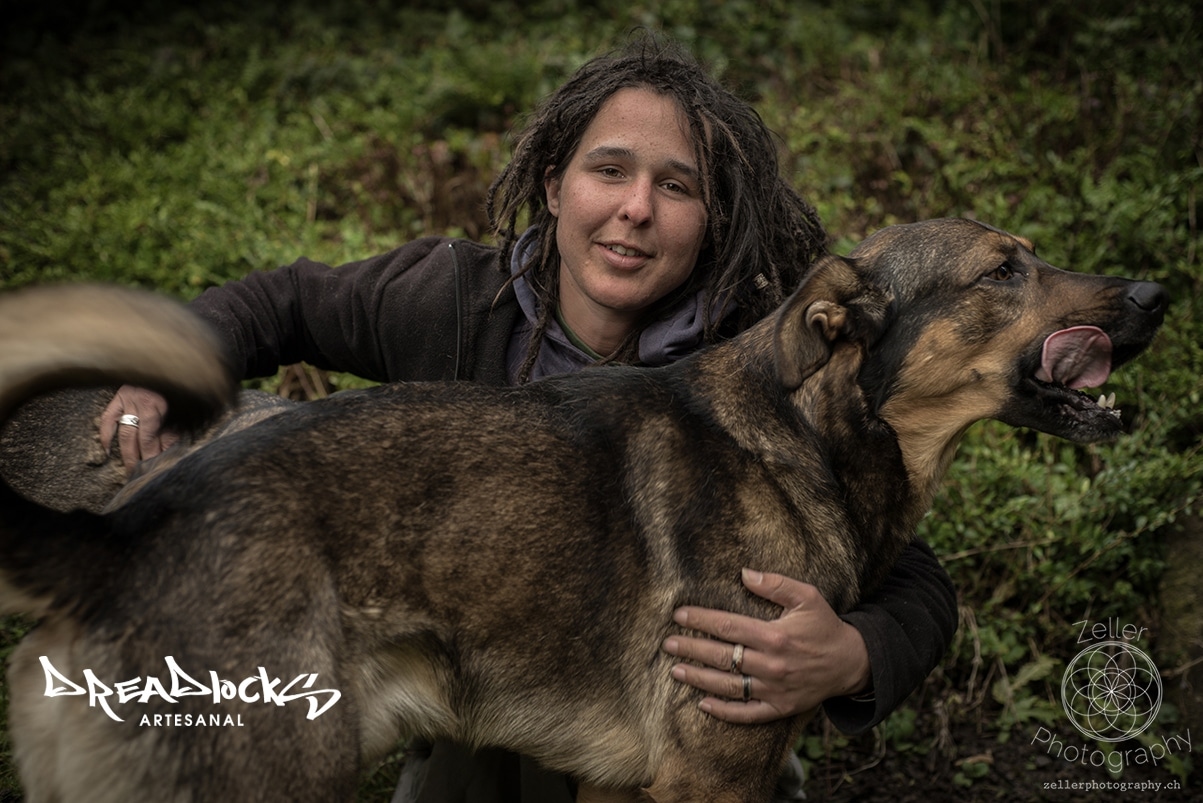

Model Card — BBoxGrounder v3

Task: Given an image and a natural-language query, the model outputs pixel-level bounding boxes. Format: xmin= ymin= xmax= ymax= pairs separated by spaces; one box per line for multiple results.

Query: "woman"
xmin=102 ymin=37 xmax=956 ymax=802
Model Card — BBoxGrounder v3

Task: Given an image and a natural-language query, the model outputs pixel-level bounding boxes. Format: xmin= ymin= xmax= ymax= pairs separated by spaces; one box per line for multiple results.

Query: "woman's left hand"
xmin=661 ymin=568 xmax=872 ymax=724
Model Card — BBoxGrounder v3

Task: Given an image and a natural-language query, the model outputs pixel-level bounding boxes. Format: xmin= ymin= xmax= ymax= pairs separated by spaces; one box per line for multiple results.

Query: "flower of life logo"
xmin=1061 ymin=640 xmax=1162 ymax=742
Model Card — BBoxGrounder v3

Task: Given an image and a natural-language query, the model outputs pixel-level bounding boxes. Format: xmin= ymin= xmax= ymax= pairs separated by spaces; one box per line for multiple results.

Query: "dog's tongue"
xmin=1037 ymin=326 xmax=1113 ymax=389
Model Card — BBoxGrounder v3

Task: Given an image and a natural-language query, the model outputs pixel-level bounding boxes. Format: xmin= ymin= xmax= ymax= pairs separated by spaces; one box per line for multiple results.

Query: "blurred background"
xmin=1 ymin=1 xmax=1200 ymax=799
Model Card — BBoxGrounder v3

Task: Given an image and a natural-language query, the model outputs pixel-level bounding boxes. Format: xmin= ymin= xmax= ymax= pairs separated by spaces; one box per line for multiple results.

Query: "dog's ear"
xmin=774 ymin=255 xmax=889 ymax=390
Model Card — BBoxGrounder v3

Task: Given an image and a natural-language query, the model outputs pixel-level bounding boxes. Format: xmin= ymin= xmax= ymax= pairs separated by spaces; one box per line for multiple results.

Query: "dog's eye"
xmin=985 ymin=262 xmax=1018 ymax=283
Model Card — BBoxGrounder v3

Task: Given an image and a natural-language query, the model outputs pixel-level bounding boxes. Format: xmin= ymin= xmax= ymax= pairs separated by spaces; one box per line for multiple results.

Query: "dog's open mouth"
xmin=1021 ymin=326 xmax=1126 ymax=440
xmin=1037 ymin=326 xmax=1113 ymax=390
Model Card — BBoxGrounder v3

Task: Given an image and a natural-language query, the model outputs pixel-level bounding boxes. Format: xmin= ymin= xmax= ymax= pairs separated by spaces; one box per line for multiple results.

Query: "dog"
xmin=0 ymin=219 xmax=1166 ymax=802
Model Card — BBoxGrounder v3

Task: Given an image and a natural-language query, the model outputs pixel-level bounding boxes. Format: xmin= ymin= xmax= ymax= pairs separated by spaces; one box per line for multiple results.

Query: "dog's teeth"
xmin=1098 ymin=394 xmax=1106 ymax=408
xmin=1107 ymin=392 xmax=1116 ymax=409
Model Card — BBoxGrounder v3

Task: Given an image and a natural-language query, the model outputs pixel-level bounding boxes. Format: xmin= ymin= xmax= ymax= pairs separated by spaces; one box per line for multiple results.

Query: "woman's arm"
xmin=100 ymin=237 xmax=480 ymax=466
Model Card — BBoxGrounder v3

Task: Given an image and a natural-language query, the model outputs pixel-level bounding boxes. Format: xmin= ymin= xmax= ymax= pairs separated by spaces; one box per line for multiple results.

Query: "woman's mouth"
xmin=606 ymin=243 xmax=647 ymax=258
xmin=600 ymin=242 xmax=652 ymax=271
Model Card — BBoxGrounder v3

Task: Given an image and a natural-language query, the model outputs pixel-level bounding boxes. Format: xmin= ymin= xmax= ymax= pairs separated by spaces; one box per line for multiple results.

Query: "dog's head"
xmin=773 ymin=218 xmax=1166 ymax=492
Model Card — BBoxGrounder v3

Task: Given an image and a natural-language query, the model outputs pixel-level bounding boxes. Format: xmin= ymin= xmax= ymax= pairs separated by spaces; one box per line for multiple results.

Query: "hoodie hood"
xmin=506 ymin=228 xmax=734 ymax=381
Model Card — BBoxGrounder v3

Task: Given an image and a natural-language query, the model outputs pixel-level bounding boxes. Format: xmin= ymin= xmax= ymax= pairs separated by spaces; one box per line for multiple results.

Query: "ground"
xmin=809 ymin=721 xmax=1197 ymax=802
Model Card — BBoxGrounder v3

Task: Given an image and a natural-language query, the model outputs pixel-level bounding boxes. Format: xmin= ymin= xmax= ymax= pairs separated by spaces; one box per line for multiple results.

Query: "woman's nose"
xmin=619 ymin=179 xmax=654 ymax=225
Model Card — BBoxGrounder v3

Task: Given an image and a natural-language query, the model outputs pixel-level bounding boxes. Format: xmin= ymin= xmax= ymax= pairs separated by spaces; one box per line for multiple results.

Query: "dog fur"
xmin=0 ymin=219 xmax=1165 ymax=802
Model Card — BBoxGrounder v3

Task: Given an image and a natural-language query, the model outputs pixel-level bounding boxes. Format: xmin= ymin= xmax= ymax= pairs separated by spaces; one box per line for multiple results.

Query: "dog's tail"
xmin=0 ymin=283 xmax=235 ymax=615
xmin=0 ymin=283 xmax=233 ymax=424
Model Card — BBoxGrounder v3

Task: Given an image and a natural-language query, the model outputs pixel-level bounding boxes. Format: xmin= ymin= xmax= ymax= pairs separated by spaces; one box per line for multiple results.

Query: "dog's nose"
xmin=1127 ymin=281 xmax=1167 ymax=316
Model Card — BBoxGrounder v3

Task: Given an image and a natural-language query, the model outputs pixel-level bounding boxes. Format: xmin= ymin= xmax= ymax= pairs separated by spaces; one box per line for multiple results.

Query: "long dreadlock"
xmin=487 ymin=34 xmax=828 ymax=382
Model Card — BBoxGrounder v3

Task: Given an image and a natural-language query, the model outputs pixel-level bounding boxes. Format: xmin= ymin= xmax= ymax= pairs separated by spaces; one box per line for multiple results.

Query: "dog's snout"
xmin=1127 ymin=281 xmax=1167 ymax=317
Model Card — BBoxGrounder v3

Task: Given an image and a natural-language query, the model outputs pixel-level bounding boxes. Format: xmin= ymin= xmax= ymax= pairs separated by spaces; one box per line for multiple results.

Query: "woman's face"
xmin=545 ymin=87 xmax=708 ymax=355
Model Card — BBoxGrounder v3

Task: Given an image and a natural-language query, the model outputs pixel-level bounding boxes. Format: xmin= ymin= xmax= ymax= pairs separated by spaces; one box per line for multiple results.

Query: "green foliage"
xmin=1136 ymin=728 xmax=1194 ymax=785
xmin=952 ymin=754 xmax=991 ymax=788
xmin=1 ymin=0 xmax=1200 ymax=797
xmin=0 ymin=616 xmax=33 ymax=792
xmin=877 ymin=706 xmax=926 ymax=755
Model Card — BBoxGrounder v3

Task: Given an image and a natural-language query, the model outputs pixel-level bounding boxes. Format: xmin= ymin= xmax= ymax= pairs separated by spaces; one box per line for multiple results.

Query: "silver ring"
xmin=730 ymin=643 xmax=745 ymax=673
xmin=741 ymin=674 xmax=752 ymax=702
xmin=118 ymin=414 xmax=140 ymax=428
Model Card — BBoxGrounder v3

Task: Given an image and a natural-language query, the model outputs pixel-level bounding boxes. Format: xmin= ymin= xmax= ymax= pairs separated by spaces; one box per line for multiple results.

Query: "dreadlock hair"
xmin=487 ymin=34 xmax=828 ymax=383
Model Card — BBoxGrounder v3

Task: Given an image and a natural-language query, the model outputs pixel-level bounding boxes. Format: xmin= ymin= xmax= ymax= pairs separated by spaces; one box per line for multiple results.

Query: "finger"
xmin=742 ymin=568 xmax=824 ymax=612
xmin=672 ymin=605 xmax=773 ymax=650
xmin=669 ymin=665 xmax=784 ymax=725
xmin=99 ymin=393 xmax=127 ymax=452
xmin=139 ymin=431 xmax=163 ymax=462
xmin=697 ymin=697 xmax=782 ymax=725
xmin=136 ymin=406 xmax=169 ymax=461
xmin=662 ymin=634 xmax=755 ymax=675
xmin=671 ymin=663 xmax=753 ymax=703
xmin=160 ymin=430 xmax=181 ymax=452
xmin=115 ymin=418 xmax=143 ymax=472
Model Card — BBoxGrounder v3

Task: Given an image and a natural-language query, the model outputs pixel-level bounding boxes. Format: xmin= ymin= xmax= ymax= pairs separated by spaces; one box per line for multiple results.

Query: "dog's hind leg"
xmin=8 ymin=624 xmax=364 ymax=803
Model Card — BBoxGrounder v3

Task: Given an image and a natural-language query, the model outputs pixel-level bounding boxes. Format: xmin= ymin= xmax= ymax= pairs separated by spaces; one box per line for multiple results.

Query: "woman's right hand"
xmin=99 ymin=385 xmax=178 ymax=472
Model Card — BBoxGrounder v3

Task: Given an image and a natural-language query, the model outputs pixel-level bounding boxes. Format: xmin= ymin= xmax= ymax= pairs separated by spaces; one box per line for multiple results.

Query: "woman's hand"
xmin=99 ymin=385 xmax=177 ymax=472
xmin=661 ymin=568 xmax=871 ymax=724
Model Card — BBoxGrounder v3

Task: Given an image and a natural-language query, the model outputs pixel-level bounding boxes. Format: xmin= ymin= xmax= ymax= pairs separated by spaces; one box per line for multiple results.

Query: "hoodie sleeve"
xmin=823 ymin=538 xmax=958 ymax=735
xmin=187 ymin=238 xmax=474 ymax=383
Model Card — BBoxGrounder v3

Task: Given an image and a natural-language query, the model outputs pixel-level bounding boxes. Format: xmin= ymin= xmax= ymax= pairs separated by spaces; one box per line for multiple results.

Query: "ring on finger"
xmin=741 ymin=673 xmax=752 ymax=702
xmin=730 ymin=643 xmax=745 ymax=673
xmin=118 ymin=414 xmax=140 ymax=428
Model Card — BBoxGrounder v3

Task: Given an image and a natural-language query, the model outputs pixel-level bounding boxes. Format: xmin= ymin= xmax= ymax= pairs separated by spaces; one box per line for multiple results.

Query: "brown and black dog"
xmin=0 ymin=219 xmax=1165 ymax=802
